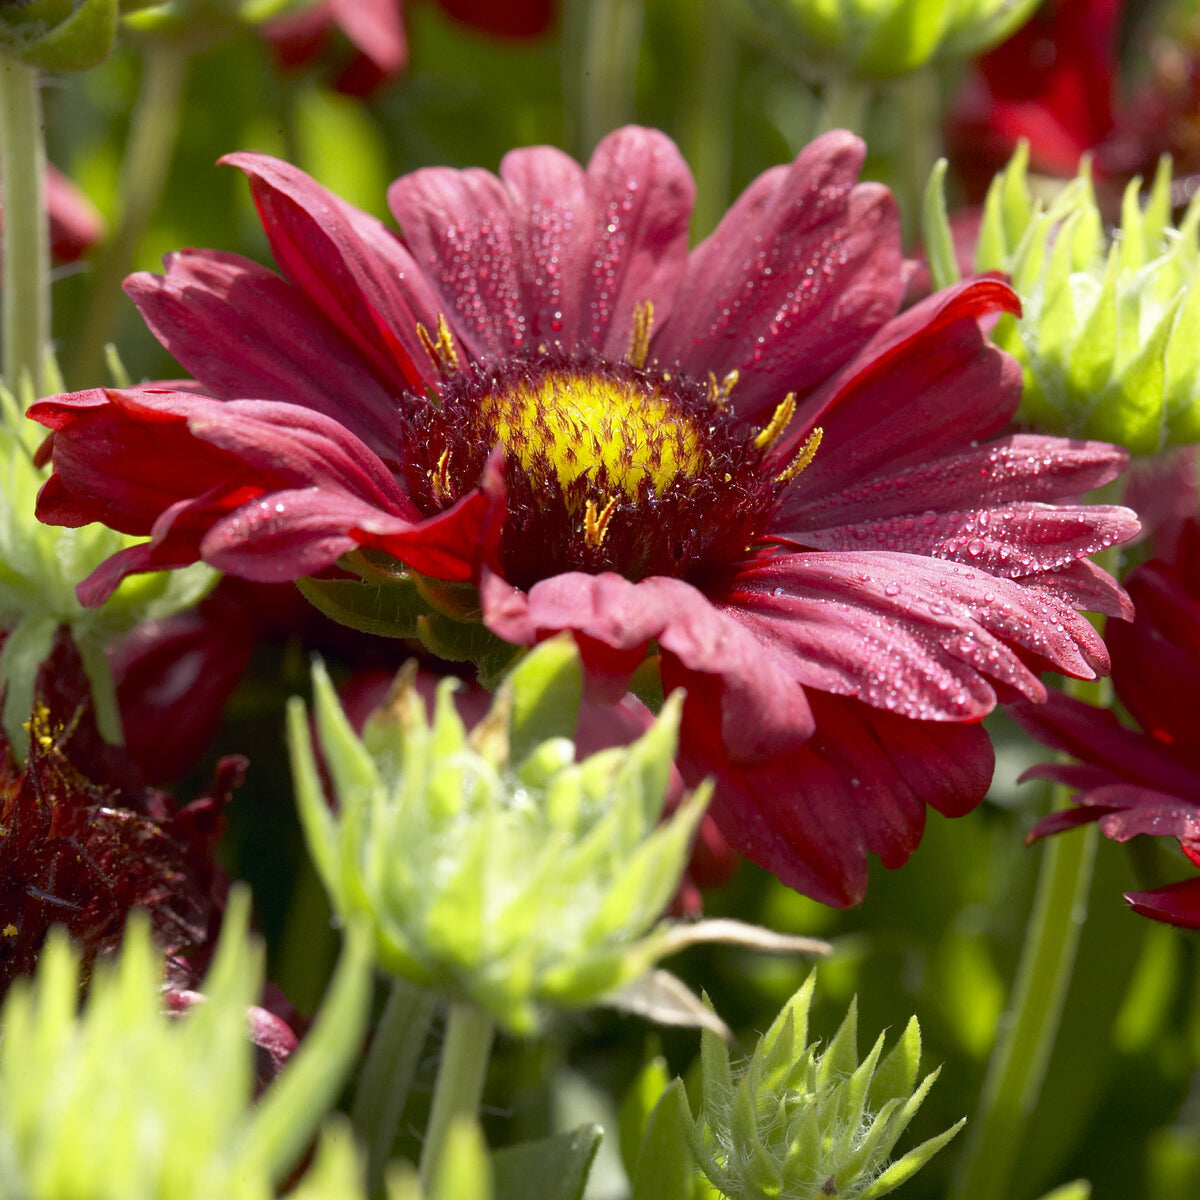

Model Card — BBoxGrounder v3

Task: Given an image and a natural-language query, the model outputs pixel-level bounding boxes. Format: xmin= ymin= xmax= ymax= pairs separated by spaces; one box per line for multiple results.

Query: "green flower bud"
xmin=723 ymin=0 xmax=1041 ymax=81
xmin=0 ymin=0 xmax=117 ymax=70
xmin=0 ymin=888 xmax=374 ymax=1199
xmin=0 ymin=388 xmax=216 ymax=754
xmin=287 ymin=636 xmax=712 ymax=1036
xmin=929 ymin=144 xmax=1200 ymax=455
xmin=680 ymin=974 xmax=963 ymax=1200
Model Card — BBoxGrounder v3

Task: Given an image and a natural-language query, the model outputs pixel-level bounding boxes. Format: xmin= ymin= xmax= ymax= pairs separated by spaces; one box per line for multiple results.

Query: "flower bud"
xmin=0 ymin=0 xmax=117 ymax=70
xmin=680 ymin=974 xmax=963 ymax=1200
xmin=287 ymin=635 xmax=712 ymax=1035
xmin=0 ymin=887 xmax=374 ymax=1198
xmin=723 ymin=0 xmax=1041 ymax=81
xmin=933 ymin=143 xmax=1200 ymax=455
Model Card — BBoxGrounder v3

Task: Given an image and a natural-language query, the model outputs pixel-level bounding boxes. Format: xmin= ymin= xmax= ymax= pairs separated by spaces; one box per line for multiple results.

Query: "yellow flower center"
xmin=479 ymin=366 xmax=706 ymax=505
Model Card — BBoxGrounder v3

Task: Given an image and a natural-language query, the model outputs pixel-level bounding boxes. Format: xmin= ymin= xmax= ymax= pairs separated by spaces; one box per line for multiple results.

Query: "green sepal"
xmin=296 ymin=574 xmax=426 ymax=639
xmin=429 ymin=1118 xmax=493 ymax=1200
xmin=921 ymin=158 xmax=960 ymax=292
xmin=859 ymin=1117 xmax=966 ymax=1199
xmin=493 ymin=1125 xmax=602 ymax=1200
xmin=505 ymin=632 xmax=583 ymax=765
xmin=0 ymin=0 xmax=117 ymax=70
xmin=868 ymin=1015 xmax=922 ymax=1106
xmin=629 ymin=1081 xmax=698 ymax=1200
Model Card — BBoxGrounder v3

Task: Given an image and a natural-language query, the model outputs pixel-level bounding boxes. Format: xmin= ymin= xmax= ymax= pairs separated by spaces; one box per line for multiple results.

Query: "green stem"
xmin=949 ymin=538 xmax=1120 ymax=1200
xmin=678 ymin=0 xmax=738 ymax=242
xmin=947 ymin=812 xmax=1098 ymax=1200
xmin=570 ymin=0 xmax=644 ymax=157
xmin=0 ymin=56 xmax=49 ymax=397
xmin=70 ymin=39 xmax=191 ymax=387
xmin=418 ymin=1000 xmax=495 ymax=1193
xmin=351 ymin=979 xmax=436 ymax=1194
xmin=814 ymin=76 xmax=872 ymax=138
xmin=892 ymin=68 xmax=940 ymax=246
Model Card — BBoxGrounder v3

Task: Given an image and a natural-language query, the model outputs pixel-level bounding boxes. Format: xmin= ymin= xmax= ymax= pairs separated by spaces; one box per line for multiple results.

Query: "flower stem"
xmin=0 ymin=56 xmax=49 ymax=398
xmin=892 ymin=68 xmax=940 ymax=245
xmin=678 ymin=0 xmax=738 ymax=241
xmin=814 ymin=76 xmax=872 ymax=138
xmin=569 ymin=0 xmax=644 ymax=157
xmin=418 ymin=1000 xmax=495 ymax=1193
xmin=70 ymin=38 xmax=191 ymax=387
xmin=949 ymin=541 xmax=1119 ymax=1200
xmin=351 ymin=979 xmax=436 ymax=1194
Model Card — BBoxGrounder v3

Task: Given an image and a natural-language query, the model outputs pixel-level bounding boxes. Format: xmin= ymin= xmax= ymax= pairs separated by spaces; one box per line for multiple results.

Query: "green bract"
xmin=0 ymin=389 xmax=216 ymax=753
xmin=725 ymin=0 xmax=1041 ymax=80
xmin=679 ymin=974 xmax=963 ymax=1200
xmin=287 ymin=636 xmax=711 ymax=1036
xmin=927 ymin=146 xmax=1200 ymax=454
xmin=0 ymin=0 xmax=117 ymax=70
xmin=0 ymin=888 xmax=374 ymax=1200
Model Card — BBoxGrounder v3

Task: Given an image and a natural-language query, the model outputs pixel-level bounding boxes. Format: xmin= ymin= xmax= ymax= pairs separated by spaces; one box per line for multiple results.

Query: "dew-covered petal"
xmin=651 ymin=131 xmax=903 ymax=421
xmin=674 ymin=687 xmax=993 ymax=907
xmin=187 ymin=399 xmax=415 ymax=515
xmin=389 ymin=127 xmax=694 ymax=360
xmin=794 ymin=502 xmax=1138 ymax=580
xmin=479 ymin=570 xmax=814 ymax=761
xmin=125 ymin=250 xmax=404 ymax=459
xmin=30 ymin=389 xmax=255 ymax=536
xmin=721 ymin=550 xmax=1112 ymax=722
xmin=221 ymin=152 xmax=443 ymax=394
xmin=779 ymin=434 xmax=1130 ymax=531
xmin=779 ymin=278 xmax=1022 ymax=495
xmin=1126 ymin=878 xmax=1200 ymax=927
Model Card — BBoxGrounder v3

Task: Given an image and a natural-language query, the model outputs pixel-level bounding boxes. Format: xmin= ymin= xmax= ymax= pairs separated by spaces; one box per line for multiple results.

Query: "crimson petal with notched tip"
xmin=651 ymin=131 xmax=903 ymax=422
xmin=221 ymin=152 xmax=444 ymax=394
xmin=125 ymin=250 xmax=405 ymax=459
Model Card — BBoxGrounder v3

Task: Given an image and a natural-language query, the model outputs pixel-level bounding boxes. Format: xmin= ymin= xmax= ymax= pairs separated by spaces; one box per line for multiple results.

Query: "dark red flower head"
xmin=1016 ymin=519 xmax=1200 ymax=927
xmin=0 ymin=628 xmax=241 ymax=995
xmin=30 ymin=128 xmax=1137 ymax=906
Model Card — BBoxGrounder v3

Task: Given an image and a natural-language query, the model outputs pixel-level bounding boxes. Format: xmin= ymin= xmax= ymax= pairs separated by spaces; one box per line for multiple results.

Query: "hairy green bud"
xmin=287 ymin=636 xmax=711 ymax=1036
xmin=681 ymin=974 xmax=963 ymax=1200
xmin=723 ymin=0 xmax=1041 ymax=81
xmin=0 ymin=888 xmax=374 ymax=1199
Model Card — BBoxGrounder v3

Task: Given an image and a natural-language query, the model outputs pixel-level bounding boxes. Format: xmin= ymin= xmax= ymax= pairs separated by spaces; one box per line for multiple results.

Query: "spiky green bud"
xmin=287 ymin=636 xmax=711 ymax=1036
xmin=0 ymin=0 xmax=116 ymax=71
xmin=929 ymin=144 xmax=1200 ymax=455
xmin=681 ymin=974 xmax=963 ymax=1200
xmin=723 ymin=0 xmax=1041 ymax=81
xmin=0 ymin=888 xmax=374 ymax=1200
xmin=0 ymin=389 xmax=216 ymax=754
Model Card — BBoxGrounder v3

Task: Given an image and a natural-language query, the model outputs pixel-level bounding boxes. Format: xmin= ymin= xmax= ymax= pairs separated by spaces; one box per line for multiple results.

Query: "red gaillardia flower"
xmin=30 ymin=128 xmax=1137 ymax=906
xmin=1015 ymin=519 xmax=1200 ymax=927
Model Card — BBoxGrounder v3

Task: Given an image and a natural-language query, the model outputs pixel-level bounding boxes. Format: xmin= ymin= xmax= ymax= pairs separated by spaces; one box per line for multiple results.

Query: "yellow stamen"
xmin=626 ymin=301 xmax=654 ymax=369
xmin=416 ymin=313 xmax=460 ymax=375
xmin=428 ymin=448 xmax=453 ymax=504
xmin=583 ymin=495 xmax=619 ymax=548
xmin=754 ymin=393 xmax=796 ymax=451
xmin=706 ymin=369 xmax=740 ymax=409
xmin=776 ymin=426 xmax=823 ymax=484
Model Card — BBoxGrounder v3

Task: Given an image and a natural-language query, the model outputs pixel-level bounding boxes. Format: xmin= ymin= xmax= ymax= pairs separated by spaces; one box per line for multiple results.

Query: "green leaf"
xmin=493 ymin=1125 xmax=602 ymax=1200
xmin=619 ymin=1054 xmax=672 ymax=1176
xmin=630 ymin=1081 xmax=697 ymax=1200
